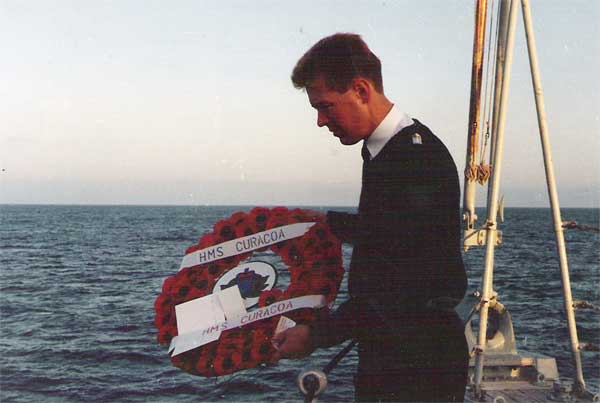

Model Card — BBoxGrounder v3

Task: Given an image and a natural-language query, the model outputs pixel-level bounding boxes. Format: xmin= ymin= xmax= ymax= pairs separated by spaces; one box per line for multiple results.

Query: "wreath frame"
xmin=154 ymin=207 xmax=344 ymax=377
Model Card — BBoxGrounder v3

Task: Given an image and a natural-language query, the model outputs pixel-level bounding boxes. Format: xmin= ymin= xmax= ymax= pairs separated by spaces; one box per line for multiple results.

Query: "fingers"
xmin=271 ymin=329 xmax=299 ymax=360
xmin=270 ymin=329 xmax=286 ymax=363
xmin=272 ymin=330 xmax=285 ymax=343
xmin=271 ymin=330 xmax=285 ymax=350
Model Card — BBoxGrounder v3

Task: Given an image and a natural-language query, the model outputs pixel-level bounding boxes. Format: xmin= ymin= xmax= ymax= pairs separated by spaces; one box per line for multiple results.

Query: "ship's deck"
xmin=465 ymin=380 xmax=555 ymax=402
xmin=462 ymin=352 xmax=597 ymax=402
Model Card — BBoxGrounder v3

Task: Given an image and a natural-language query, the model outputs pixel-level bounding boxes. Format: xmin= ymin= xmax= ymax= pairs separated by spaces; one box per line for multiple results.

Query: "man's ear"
xmin=352 ymin=78 xmax=372 ymax=104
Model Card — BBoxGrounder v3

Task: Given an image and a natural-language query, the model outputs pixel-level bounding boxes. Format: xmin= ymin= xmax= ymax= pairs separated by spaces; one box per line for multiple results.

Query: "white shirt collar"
xmin=365 ymin=105 xmax=414 ymax=159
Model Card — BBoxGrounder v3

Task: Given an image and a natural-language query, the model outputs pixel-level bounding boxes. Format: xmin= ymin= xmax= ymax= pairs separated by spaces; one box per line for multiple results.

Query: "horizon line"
xmin=1 ymin=203 xmax=597 ymax=209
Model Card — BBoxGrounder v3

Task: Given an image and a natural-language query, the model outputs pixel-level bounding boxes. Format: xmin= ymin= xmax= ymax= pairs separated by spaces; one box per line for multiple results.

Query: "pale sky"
xmin=1 ymin=0 xmax=598 ymax=207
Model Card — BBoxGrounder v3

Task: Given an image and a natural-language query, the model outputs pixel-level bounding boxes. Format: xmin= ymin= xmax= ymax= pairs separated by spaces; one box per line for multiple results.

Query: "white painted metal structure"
xmin=465 ymin=0 xmax=590 ymax=399
xmin=471 ymin=0 xmax=520 ymax=394
xmin=520 ymin=0 xmax=586 ymax=391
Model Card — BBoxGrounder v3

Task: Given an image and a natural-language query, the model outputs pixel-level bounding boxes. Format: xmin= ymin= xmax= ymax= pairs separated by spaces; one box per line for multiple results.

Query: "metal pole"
xmin=520 ymin=0 xmax=587 ymax=393
xmin=463 ymin=0 xmax=489 ymax=243
xmin=473 ymin=0 xmax=519 ymax=396
xmin=486 ymin=0 xmax=511 ymax=288
xmin=487 ymin=0 xmax=511 ymax=207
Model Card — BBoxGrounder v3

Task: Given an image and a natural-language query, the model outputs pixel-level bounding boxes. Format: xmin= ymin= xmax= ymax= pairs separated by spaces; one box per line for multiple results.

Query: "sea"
xmin=1 ymin=205 xmax=598 ymax=402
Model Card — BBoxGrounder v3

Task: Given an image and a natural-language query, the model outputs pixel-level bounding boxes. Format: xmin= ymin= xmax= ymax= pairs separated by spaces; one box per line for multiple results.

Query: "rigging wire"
xmin=477 ymin=0 xmax=499 ymax=185
xmin=480 ymin=0 xmax=497 ymax=163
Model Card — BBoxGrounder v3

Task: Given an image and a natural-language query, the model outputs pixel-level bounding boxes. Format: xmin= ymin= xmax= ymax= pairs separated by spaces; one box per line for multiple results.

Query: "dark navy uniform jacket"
xmin=310 ymin=119 xmax=468 ymax=401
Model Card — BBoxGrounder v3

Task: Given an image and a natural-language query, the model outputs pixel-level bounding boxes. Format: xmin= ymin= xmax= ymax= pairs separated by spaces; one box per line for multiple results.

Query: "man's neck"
xmin=366 ymin=96 xmax=394 ymax=137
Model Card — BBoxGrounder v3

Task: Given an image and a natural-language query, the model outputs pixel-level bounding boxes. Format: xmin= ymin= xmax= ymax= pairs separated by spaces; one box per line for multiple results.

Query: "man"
xmin=272 ymin=33 xmax=468 ymax=402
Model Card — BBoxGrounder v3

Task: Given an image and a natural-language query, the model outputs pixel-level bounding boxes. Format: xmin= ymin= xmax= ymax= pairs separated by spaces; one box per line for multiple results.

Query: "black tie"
xmin=361 ymin=143 xmax=371 ymax=162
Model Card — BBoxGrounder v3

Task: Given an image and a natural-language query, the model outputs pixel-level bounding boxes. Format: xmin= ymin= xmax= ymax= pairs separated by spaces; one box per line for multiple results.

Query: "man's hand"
xmin=271 ymin=324 xmax=315 ymax=362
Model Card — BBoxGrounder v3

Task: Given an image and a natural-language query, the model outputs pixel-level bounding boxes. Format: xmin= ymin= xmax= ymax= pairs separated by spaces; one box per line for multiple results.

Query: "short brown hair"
xmin=291 ymin=33 xmax=383 ymax=93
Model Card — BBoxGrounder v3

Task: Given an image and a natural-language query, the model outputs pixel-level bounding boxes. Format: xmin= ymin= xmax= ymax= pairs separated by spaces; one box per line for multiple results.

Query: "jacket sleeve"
xmin=310 ymin=295 xmax=388 ymax=348
xmin=309 ymin=299 xmax=358 ymax=348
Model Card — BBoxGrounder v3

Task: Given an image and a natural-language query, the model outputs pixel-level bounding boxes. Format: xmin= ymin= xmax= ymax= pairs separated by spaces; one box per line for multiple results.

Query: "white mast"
xmin=472 ymin=0 xmax=519 ymax=394
xmin=519 ymin=0 xmax=586 ymax=392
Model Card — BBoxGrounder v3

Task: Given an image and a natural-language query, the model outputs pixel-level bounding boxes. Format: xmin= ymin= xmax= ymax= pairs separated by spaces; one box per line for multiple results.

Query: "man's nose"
xmin=317 ymin=111 xmax=328 ymax=127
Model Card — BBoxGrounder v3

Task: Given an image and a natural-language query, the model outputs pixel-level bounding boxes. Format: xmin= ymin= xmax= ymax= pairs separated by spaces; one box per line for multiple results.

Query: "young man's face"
xmin=306 ymin=77 xmax=371 ymax=145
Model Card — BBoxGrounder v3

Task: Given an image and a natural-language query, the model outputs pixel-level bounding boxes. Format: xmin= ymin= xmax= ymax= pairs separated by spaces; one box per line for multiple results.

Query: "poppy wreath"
xmin=154 ymin=207 xmax=344 ymax=377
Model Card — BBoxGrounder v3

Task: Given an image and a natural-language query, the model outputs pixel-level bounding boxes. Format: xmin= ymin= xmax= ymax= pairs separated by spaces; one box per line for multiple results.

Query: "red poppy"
xmin=311 ymin=277 xmax=338 ymax=302
xmin=289 ymin=266 xmax=312 ymax=285
xmin=216 ymin=339 xmax=241 ymax=356
xmin=154 ymin=294 xmax=172 ymax=315
xmin=279 ymin=239 xmax=304 ymax=267
xmin=154 ymin=309 xmax=175 ymax=330
xmin=213 ymin=351 xmax=243 ymax=376
xmin=266 ymin=216 xmax=288 ymax=231
xmin=161 ymin=276 xmax=177 ymax=295
xmin=258 ymin=288 xmax=284 ymax=307
xmin=239 ymin=348 xmax=254 ymax=368
xmin=184 ymin=244 xmax=200 ymax=255
xmin=171 ymin=275 xmax=193 ymax=303
xmin=194 ymin=356 xmax=208 ymax=375
xmin=214 ymin=220 xmax=236 ymax=241
xmin=199 ymin=233 xmax=220 ymax=249
xmin=300 ymin=233 xmax=319 ymax=250
xmin=229 ymin=211 xmax=247 ymax=227
xmin=165 ymin=321 xmax=178 ymax=337
xmin=170 ymin=352 xmax=185 ymax=369
xmin=270 ymin=206 xmax=289 ymax=216
xmin=158 ymin=326 xmax=176 ymax=345
xmin=283 ymin=282 xmax=310 ymax=299
xmin=248 ymin=207 xmax=269 ymax=232
xmin=178 ymin=349 xmax=200 ymax=375
xmin=233 ymin=219 xmax=254 ymax=239
xmin=325 ymin=267 xmax=345 ymax=283
xmin=303 ymin=247 xmax=326 ymax=267
xmin=185 ymin=287 xmax=206 ymax=302
xmin=250 ymin=329 xmax=275 ymax=362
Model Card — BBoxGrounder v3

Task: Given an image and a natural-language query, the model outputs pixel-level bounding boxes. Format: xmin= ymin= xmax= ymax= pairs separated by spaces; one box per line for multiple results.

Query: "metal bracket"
xmin=464 ymin=228 xmax=503 ymax=248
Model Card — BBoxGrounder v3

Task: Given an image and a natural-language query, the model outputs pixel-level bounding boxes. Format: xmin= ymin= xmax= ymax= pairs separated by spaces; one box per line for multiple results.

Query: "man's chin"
xmin=338 ymin=137 xmax=358 ymax=146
